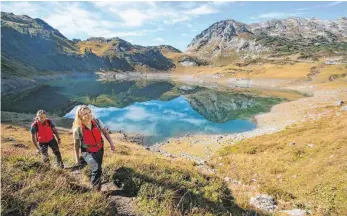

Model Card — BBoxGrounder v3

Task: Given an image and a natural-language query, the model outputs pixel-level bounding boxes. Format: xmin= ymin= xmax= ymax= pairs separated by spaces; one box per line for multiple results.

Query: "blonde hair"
xmin=72 ymin=105 xmax=95 ymax=130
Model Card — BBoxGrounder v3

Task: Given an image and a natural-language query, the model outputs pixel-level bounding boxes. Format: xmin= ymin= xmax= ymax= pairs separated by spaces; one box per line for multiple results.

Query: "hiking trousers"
xmin=81 ymin=148 xmax=104 ymax=190
xmin=39 ymin=138 xmax=64 ymax=168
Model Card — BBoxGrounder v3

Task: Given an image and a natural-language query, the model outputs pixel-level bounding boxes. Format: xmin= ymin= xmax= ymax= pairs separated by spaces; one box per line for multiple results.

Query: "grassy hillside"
xmin=212 ymin=106 xmax=347 ymax=215
xmin=1 ymin=123 xmax=262 ymax=216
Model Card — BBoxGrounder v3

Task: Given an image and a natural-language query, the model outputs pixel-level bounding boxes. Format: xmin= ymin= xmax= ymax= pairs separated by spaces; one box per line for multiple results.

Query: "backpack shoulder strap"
xmin=47 ymin=119 xmax=52 ymax=127
xmin=94 ymin=118 xmax=102 ymax=132
xmin=32 ymin=121 xmax=39 ymax=142
xmin=78 ymin=126 xmax=83 ymax=142
xmin=34 ymin=121 xmax=39 ymax=132
xmin=94 ymin=119 xmax=104 ymax=143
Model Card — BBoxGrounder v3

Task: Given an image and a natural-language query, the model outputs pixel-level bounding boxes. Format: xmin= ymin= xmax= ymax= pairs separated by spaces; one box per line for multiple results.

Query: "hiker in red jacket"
xmin=30 ymin=110 xmax=64 ymax=168
xmin=73 ymin=105 xmax=115 ymax=190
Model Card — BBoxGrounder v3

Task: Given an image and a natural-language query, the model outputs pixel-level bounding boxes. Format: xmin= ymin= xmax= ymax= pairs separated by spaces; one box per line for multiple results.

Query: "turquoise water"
xmin=2 ymin=78 xmax=284 ymax=145
xmin=64 ymin=96 xmax=256 ymax=145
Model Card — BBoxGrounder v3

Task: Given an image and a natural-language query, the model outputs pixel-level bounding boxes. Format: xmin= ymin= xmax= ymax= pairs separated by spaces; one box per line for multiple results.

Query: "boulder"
xmin=335 ymin=100 xmax=344 ymax=106
xmin=249 ymin=194 xmax=276 ymax=211
xmin=307 ymin=144 xmax=314 ymax=148
xmin=281 ymin=209 xmax=308 ymax=216
xmin=340 ymin=105 xmax=347 ymax=111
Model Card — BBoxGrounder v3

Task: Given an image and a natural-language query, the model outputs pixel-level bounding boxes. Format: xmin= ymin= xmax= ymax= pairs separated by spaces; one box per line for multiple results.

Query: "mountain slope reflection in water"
xmin=64 ymin=96 xmax=256 ymax=145
xmin=2 ymin=78 xmax=286 ymax=145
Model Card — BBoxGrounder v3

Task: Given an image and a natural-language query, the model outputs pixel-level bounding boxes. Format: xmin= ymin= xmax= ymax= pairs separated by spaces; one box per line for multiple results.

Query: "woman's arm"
xmin=101 ymin=128 xmax=115 ymax=152
xmin=74 ymin=139 xmax=81 ymax=164
xmin=31 ymin=134 xmax=40 ymax=153
xmin=52 ymin=127 xmax=61 ymax=144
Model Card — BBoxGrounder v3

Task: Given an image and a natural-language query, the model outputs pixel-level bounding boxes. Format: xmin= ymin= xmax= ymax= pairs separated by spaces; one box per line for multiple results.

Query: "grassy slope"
xmin=170 ymin=55 xmax=347 ymax=82
xmin=213 ymin=106 xmax=347 ymax=215
xmin=1 ymin=124 xmax=262 ymax=216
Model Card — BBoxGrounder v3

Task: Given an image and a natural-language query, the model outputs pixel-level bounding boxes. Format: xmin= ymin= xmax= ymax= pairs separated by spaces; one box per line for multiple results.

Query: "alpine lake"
xmin=2 ymin=77 xmax=304 ymax=145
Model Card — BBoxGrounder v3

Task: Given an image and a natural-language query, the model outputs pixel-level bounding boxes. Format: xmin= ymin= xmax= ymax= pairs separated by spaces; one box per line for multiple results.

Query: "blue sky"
xmin=1 ymin=1 xmax=346 ymax=51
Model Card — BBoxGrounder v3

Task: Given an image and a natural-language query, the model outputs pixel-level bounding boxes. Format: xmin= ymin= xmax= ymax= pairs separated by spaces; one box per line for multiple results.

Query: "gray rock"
xmin=101 ymin=182 xmax=118 ymax=192
xmin=12 ymin=143 xmax=29 ymax=149
xmin=307 ymin=144 xmax=314 ymax=148
xmin=281 ymin=209 xmax=307 ymax=216
xmin=2 ymin=137 xmax=16 ymax=142
xmin=180 ymin=60 xmax=197 ymax=67
xmin=249 ymin=194 xmax=276 ymax=211
xmin=178 ymin=86 xmax=196 ymax=91
xmin=224 ymin=176 xmax=241 ymax=185
xmin=72 ymin=170 xmax=82 ymax=176
xmin=340 ymin=105 xmax=347 ymax=111
xmin=335 ymin=100 xmax=344 ymax=106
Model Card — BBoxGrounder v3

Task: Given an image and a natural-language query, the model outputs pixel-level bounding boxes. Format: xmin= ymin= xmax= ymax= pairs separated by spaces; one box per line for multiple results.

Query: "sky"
xmin=1 ymin=1 xmax=346 ymax=51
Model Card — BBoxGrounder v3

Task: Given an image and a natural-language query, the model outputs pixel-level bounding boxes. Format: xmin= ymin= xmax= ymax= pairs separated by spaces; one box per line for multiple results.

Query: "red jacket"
xmin=80 ymin=120 xmax=104 ymax=152
xmin=33 ymin=120 xmax=54 ymax=143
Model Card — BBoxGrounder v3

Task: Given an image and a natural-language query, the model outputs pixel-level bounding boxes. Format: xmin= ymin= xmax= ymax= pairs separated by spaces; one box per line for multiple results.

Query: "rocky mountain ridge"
xmin=1 ymin=12 xmax=175 ymax=78
xmin=186 ymin=16 xmax=347 ymax=60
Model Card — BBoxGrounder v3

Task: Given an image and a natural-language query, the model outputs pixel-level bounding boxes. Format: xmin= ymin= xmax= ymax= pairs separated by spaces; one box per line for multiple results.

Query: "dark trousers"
xmin=81 ymin=148 xmax=104 ymax=190
xmin=39 ymin=138 xmax=64 ymax=168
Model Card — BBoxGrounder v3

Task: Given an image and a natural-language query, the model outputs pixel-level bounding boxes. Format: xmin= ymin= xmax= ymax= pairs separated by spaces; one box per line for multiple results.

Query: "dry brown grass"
xmin=170 ymin=56 xmax=347 ymax=87
xmin=213 ymin=106 xmax=347 ymax=215
xmin=1 ymin=123 xmax=261 ymax=215
xmin=77 ymin=41 xmax=112 ymax=56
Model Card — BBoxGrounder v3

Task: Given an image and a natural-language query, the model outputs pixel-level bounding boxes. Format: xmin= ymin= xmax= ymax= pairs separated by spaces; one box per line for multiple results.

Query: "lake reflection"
xmin=64 ymin=96 xmax=256 ymax=145
xmin=2 ymin=78 xmax=284 ymax=145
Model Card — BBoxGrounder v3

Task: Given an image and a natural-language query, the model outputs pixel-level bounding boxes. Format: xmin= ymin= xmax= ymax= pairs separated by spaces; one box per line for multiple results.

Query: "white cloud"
xmin=1 ymin=1 xmax=159 ymax=40
xmin=164 ymin=16 xmax=191 ymax=25
xmin=326 ymin=1 xmax=342 ymax=7
xmin=163 ymin=109 xmax=186 ymax=118
xmin=258 ymin=12 xmax=301 ymax=19
xmin=1 ymin=1 xmax=41 ymax=16
xmin=181 ymin=33 xmax=194 ymax=37
xmin=107 ymin=121 xmax=157 ymax=136
xmin=182 ymin=118 xmax=206 ymax=125
xmin=211 ymin=1 xmax=235 ymax=7
xmin=117 ymin=9 xmax=150 ymax=27
xmin=119 ymin=106 xmax=153 ymax=121
xmin=258 ymin=12 xmax=287 ymax=19
xmin=93 ymin=1 xmax=219 ymax=27
xmin=63 ymin=104 xmax=120 ymax=119
xmin=178 ymin=2 xmax=198 ymax=9
xmin=296 ymin=1 xmax=343 ymax=12
xmin=185 ymin=4 xmax=218 ymax=15
xmin=154 ymin=37 xmax=165 ymax=42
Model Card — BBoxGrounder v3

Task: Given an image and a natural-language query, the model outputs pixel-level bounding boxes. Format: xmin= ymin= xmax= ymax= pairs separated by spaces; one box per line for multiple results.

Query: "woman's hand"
xmin=110 ymin=144 xmax=115 ymax=152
